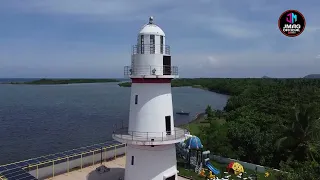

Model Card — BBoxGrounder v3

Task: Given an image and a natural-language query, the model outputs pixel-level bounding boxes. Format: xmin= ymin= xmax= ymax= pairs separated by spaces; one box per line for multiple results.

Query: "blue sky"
xmin=0 ymin=0 xmax=319 ymax=78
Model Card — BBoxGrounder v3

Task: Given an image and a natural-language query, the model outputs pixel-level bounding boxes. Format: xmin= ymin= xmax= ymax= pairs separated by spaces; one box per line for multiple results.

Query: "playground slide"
xmin=205 ymin=161 xmax=220 ymax=175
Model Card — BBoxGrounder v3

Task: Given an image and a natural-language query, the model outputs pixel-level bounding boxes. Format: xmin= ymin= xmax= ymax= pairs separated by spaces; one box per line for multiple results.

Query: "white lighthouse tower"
xmin=113 ymin=17 xmax=187 ymax=180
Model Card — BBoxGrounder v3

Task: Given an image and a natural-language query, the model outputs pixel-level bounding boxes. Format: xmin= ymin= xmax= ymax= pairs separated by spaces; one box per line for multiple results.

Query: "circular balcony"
xmin=132 ymin=44 xmax=170 ymax=55
xmin=112 ymin=127 xmax=188 ymax=145
xmin=124 ymin=65 xmax=179 ymax=79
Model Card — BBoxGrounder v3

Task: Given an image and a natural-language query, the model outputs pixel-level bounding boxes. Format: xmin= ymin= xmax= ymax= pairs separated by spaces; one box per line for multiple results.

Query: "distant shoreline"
xmin=2 ymin=78 xmax=120 ymax=85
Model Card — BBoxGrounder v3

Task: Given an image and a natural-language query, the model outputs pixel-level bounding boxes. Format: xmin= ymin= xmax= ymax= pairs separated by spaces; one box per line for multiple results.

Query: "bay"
xmin=0 ymin=82 xmax=229 ymax=164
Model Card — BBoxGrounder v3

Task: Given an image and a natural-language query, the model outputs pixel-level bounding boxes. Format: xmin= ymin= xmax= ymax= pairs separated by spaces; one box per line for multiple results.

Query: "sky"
xmin=0 ymin=0 xmax=319 ymax=78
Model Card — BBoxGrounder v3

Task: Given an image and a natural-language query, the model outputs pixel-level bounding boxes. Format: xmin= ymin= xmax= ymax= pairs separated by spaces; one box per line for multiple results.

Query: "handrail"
xmin=113 ymin=127 xmax=187 ymax=142
xmin=132 ymin=44 xmax=170 ymax=55
xmin=124 ymin=65 xmax=178 ymax=76
xmin=0 ymin=141 xmax=125 ymax=170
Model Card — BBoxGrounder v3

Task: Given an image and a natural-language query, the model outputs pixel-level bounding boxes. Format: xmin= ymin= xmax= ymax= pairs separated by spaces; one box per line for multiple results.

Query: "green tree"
xmin=275 ymin=104 xmax=320 ymax=162
xmin=215 ymin=109 xmax=223 ymax=118
xmin=277 ymin=160 xmax=320 ymax=180
xmin=205 ymin=105 xmax=214 ymax=118
xmin=171 ymin=77 xmax=320 ymax=176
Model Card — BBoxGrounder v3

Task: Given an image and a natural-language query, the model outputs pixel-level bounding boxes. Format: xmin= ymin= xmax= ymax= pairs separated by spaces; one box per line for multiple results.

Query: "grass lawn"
xmin=180 ymin=122 xmax=210 ymax=135
xmin=179 ymin=113 xmax=211 ymax=135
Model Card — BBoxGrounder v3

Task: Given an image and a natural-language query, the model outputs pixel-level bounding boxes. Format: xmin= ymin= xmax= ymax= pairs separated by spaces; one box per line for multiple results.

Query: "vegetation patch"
xmin=177 ymin=78 xmax=320 ymax=179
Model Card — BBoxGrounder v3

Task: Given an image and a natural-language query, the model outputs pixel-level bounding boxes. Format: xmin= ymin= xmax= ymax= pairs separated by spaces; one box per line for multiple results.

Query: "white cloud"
xmin=2 ymin=0 xmax=313 ymax=40
xmin=173 ymin=51 xmax=320 ymax=77
xmin=1 ymin=0 xmax=320 ymax=77
xmin=177 ymin=51 xmax=320 ymax=69
xmin=207 ymin=56 xmax=220 ymax=66
xmin=1 ymin=0 xmax=173 ymax=20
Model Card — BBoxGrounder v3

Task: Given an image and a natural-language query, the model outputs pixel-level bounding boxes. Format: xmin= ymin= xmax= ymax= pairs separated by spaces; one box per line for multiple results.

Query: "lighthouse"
xmin=113 ymin=17 xmax=187 ymax=180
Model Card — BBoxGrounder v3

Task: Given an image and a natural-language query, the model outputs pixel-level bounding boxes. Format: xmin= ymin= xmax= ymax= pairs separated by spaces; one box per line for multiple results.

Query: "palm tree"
xmin=275 ymin=104 xmax=320 ymax=162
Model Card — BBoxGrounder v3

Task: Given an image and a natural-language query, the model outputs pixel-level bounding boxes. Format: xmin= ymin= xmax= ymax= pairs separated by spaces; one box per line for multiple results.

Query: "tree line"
xmin=174 ymin=78 xmax=320 ymax=180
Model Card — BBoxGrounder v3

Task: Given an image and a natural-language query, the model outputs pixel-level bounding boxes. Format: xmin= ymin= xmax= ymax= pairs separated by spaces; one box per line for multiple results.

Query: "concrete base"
xmin=43 ymin=155 xmax=189 ymax=180
xmin=125 ymin=144 xmax=178 ymax=180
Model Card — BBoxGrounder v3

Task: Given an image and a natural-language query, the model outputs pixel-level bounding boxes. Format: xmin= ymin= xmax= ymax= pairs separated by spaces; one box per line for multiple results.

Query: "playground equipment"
xmin=208 ymin=171 xmax=215 ymax=179
xmin=205 ymin=160 xmax=220 ymax=175
xmin=199 ymin=168 xmax=206 ymax=177
xmin=185 ymin=136 xmax=203 ymax=149
xmin=227 ymin=162 xmax=244 ymax=175
xmin=177 ymin=135 xmax=204 ymax=171
xmin=265 ymin=172 xmax=270 ymax=177
xmin=176 ymin=135 xmax=222 ymax=178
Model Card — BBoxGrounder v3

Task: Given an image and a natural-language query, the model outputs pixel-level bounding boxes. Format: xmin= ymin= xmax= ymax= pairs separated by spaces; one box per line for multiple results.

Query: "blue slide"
xmin=205 ymin=161 xmax=220 ymax=175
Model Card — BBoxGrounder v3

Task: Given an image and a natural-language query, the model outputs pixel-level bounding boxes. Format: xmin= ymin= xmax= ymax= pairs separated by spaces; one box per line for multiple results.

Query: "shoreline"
xmin=3 ymin=78 xmax=120 ymax=85
xmin=178 ymin=112 xmax=206 ymax=129
xmin=190 ymin=112 xmax=206 ymax=123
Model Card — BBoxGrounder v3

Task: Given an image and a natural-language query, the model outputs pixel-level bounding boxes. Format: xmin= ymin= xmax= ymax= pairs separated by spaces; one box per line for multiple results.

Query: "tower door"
xmin=163 ymin=56 xmax=171 ymax=75
xmin=165 ymin=175 xmax=175 ymax=180
xmin=165 ymin=116 xmax=171 ymax=135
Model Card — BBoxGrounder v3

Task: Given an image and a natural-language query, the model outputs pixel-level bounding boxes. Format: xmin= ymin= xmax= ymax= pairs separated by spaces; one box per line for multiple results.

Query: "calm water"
xmin=0 ymin=82 xmax=229 ymax=164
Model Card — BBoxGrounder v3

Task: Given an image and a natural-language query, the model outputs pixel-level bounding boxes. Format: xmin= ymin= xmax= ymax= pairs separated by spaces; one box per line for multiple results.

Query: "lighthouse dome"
xmin=139 ymin=16 xmax=165 ymax=36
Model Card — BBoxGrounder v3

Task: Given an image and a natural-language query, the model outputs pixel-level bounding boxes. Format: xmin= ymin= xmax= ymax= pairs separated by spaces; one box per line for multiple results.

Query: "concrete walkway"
xmin=46 ymin=156 xmax=188 ymax=180
xmin=46 ymin=156 xmax=126 ymax=180
xmin=177 ymin=176 xmax=190 ymax=180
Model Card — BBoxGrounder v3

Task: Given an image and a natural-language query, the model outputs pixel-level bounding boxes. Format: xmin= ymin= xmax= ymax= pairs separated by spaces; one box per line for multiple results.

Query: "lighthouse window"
xmin=150 ymin=35 xmax=155 ymax=54
xmin=140 ymin=35 xmax=144 ymax=54
xmin=131 ymin=156 xmax=134 ymax=165
xmin=135 ymin=95 xmax=138 ymax=104
xmin=160 ymin=35 xmax=164 ymax=54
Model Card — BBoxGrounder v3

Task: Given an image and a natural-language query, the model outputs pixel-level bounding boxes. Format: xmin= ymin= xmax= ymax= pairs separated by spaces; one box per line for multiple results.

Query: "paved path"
xmin=46 ymin=156 xmax=190 ymax=180
xmin=177 ymin=176 xmax=190 ymax=180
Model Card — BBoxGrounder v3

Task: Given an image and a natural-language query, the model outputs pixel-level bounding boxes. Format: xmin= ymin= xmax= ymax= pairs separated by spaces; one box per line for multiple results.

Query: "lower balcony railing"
xmin=124 ymin=65 xmax=178 ymax=76
xmin=112 ymin=127 xmax=187 ymax=142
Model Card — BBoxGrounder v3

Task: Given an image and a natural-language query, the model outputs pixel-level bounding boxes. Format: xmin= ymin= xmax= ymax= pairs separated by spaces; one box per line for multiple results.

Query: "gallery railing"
xmin=112 ymin=127 xmax=187 ymax=142
xmin=124 ymin=65 xmax=178 ymax=76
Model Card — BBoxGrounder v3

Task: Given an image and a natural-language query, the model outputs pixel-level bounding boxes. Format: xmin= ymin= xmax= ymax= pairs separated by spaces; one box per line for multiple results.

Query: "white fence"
xmin=28 ymin=145 xmax=126 ymax=179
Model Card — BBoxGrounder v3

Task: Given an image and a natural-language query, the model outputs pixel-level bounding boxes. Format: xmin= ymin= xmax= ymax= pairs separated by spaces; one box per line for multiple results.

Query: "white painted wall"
xmin=131 ymin=54 xmax=166 ymax=76
xmin=125 ymin=144 xmax=178 ymax=180
xmin=129 ymin=83 xmax=174 ymax=137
